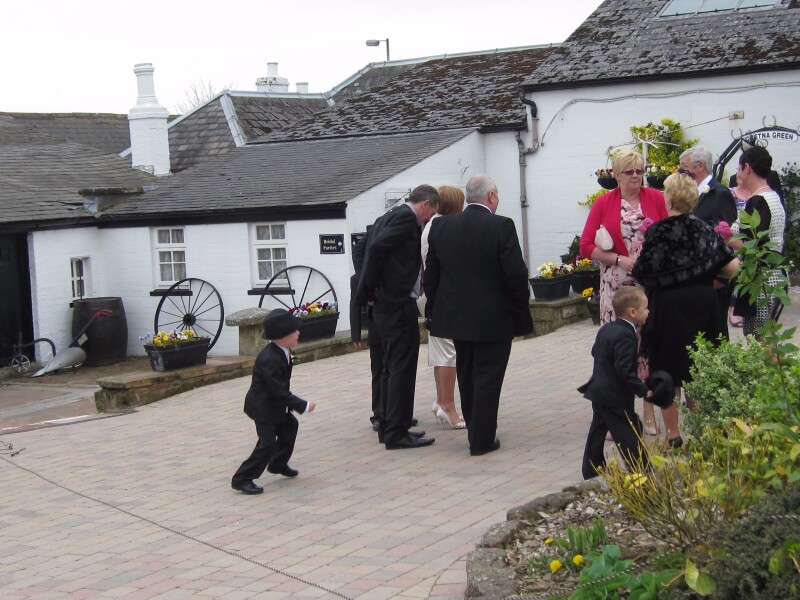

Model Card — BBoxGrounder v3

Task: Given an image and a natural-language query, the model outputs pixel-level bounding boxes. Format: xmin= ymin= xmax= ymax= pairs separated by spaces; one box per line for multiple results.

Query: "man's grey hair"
xmin=680 ymin=146 xmax=713 ymax=173
xmin=465 ymin=174 xmax=497 ymax=204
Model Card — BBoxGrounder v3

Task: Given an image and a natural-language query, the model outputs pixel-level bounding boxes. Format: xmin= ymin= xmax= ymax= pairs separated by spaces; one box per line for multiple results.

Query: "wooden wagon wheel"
xmin=257 ymin=266 xmax=338 ymax=313
xmin=154 ymin=278 xmax=224 ymax=350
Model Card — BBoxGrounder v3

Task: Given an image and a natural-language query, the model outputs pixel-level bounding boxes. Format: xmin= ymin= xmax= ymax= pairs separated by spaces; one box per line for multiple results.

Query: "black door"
xmin=0 ymin=234 xmax=33 ymax=366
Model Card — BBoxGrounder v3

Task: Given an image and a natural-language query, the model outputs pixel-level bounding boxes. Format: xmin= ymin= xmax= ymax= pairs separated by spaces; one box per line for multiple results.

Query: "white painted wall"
xmin=523 ymin=71 xmax=800 ymax=268
xmin=26 ymin=130 xmax=494 ymax=361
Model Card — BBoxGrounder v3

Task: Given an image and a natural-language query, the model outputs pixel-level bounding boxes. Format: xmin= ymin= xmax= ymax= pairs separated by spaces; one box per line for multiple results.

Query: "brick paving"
xmin=1 ymin=294 xmax=797 ymax=599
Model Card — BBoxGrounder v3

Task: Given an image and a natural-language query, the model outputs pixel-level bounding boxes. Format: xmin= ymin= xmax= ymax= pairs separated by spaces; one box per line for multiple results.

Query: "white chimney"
xmin=128 ymin=63 xmax=170 ymax=176
xmin=296 ymin=82 xmax=309 ymax=94
xmin=255 ymin=62 xmax=290 ymax=92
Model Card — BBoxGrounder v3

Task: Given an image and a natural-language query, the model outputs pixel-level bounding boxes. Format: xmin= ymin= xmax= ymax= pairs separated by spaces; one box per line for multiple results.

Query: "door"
xmin=0 ymin=234 xmax=33 ymax=365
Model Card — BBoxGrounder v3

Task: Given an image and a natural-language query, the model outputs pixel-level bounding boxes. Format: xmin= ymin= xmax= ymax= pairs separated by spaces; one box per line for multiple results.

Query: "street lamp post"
xmin=365 ymin=38 xmax=390 ymax=61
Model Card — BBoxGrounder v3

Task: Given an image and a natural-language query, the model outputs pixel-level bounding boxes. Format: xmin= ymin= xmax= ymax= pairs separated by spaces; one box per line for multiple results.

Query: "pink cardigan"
xmin=579 ymin=187 xmax=667 ymax=258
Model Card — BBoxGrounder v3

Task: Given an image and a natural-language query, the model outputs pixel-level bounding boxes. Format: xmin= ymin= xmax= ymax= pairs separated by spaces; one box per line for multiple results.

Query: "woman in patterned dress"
xmin=580 ymin=149 xmax=669 ymax=433
xmin=728 ymin=146 xmax=787 ymax=339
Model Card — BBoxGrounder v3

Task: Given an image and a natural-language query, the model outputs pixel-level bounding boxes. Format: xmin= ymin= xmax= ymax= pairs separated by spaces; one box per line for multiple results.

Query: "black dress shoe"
xmin=410 ymin=418 xmax=418 ymax=427
xmin=409 ymin=430 xmax=426 ymax=438
xmin=385 ymin=435 xmax=435 ymax=450
xmin=267 ymin=465 xmax=299 ymax=477
xmin=372 ymin=420 xmax=381 ymax=432
xmin=470 ymin=438 xmax=501 ymax=456
xmin=231 ymin=480 xmax=264 ymax=494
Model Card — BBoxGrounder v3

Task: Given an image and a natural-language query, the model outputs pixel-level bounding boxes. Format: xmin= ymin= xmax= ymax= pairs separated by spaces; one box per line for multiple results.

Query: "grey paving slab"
xmin=0 ymin=295 xmax=798 ymax=599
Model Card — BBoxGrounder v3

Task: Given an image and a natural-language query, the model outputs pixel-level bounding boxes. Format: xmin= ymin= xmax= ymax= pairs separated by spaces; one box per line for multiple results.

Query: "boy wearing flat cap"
xmin=231 ymin=308 xmax=316 ymax=495
xmin=579 ymin=287 xmax=682 ymax=480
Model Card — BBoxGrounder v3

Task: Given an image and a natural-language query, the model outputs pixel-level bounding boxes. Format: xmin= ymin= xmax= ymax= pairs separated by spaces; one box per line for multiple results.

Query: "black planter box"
xmin=529 ymin=276 xmax=572 ymax=301
xmin=144 ymin=338 xmax=209 ymax=372
xmin=647 ymin=175 xmax=666 ymax=189
xmin=571 ymin=270 xmax=601 ymax=294
xmin=298 ymin=313 xmax=339 ymax=343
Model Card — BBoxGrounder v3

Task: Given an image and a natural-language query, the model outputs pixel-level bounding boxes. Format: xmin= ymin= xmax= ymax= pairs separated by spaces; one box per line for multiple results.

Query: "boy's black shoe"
xmin=668 ymin=435 xmax=684 ymax=449
xmin=268 ymin=465 xmax=299 ymax=477
xmin=385 ymin=435 xmax=435 ymax=450
xmin=232 ymin=480 xmax=264 ymax=494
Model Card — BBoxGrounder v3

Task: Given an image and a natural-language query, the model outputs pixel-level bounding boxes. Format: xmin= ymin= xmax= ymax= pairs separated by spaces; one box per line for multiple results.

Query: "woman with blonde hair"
xmin=633 ymin=173 xmax=739 ymax=409
xmin=419 ymin=185 xmax=466 ymax=429
xmin=580 ymin=149 xmax=668 ymax=434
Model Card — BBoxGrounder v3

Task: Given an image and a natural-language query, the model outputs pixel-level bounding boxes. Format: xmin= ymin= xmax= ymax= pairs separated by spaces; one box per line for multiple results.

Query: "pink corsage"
xmin=714 ymin=221 xmax=732 ymax=239
xmin=639 ymin=217 xmax=654 ymax=233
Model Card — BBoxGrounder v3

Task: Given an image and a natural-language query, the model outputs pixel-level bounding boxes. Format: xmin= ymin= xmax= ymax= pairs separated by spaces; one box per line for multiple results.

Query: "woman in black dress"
xmin=632 ymin=173 xmax=740 ymax=406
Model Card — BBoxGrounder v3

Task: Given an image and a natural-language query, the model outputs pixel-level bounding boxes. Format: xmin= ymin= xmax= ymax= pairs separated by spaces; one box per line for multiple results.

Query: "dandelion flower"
xmin=573 ymin=555 xmax=585 ymax=566
xmin=550 ymin=559 xmax=562 ymax=572
xmin=544 ymin=538 xmax=553 ymax=545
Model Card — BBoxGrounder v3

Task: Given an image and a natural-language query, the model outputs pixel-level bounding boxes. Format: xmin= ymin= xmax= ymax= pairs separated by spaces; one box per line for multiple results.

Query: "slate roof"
xmin=0 ymin=112 xmax=131 ymax=154
xmin=524 ymin=0 xmax=800 ymax=90
xmin=256 ymin=46 xmax=556 ymax=142
xmin=100 ymin=128 xmax=476 ymax=224
xmin=0 ymin=143 xmax=155 ymax=230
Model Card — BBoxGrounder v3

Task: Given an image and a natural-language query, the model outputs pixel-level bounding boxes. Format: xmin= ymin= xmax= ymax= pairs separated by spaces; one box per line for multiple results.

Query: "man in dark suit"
xmin=681 ymin=145 xmax=737 ymax=226
xmin=356 ymin=185 xmax=440 ymax=450
xmin=423 ymin=174 xmax=532 ymax=456
xmin=680 ymin=146 xmax=738 ymax=336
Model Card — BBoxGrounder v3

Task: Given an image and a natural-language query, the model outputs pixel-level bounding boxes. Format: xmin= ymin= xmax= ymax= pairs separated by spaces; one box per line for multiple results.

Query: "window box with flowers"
xmin=141 ymin=329 xmax=210 ymax=371
xmin=570 ymin=258 xmax=601 ymax=293
xmin=595 ymin=168 xmax=617 ymax=190
xmin=583 ymin=287 xmax=601 ymax=325
xmin=292 ymin=301 xmax=339 ymax=343
xmin=529 ymin=262 xmax=574 ymax=301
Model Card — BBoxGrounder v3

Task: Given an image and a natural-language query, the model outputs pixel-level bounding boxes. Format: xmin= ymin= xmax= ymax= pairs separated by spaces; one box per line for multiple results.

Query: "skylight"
xmin=660 ymin=0 xmax=779 ymax=17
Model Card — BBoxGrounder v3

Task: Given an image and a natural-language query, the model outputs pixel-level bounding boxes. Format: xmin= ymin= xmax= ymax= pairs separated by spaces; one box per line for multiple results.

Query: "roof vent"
xmin=256 ymin=62 xmax=290 ymax=92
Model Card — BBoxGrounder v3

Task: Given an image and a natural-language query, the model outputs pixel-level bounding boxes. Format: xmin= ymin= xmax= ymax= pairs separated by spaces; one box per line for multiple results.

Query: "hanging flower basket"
xmin=597 ymin=176 xmax=618 ymax=190
xmin=646 ymin=175 xmax=667 ymax=189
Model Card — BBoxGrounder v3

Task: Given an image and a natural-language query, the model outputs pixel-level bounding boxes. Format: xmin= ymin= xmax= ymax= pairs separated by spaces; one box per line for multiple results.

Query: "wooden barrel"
xmin=72 ymin=297 xmax=128 ymax=366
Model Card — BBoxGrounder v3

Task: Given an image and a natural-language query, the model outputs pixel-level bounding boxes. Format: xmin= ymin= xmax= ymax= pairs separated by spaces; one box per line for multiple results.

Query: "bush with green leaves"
xmin=780 ymin=161 xmax=800 ymax=275
xmin=629 ymin=118 xmax=697 ymax=169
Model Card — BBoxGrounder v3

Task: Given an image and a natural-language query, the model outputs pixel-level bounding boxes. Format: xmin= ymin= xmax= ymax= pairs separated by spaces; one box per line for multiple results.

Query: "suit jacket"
xmin=577 ymin=319 xmax=648 ymax=408
xmin=424 ymin=204 xmax=532 ymax=342
xmin=693 ymin=178 xmax=737 ymax=226
xmin=355 ymin=204 xmax=421 ymax=309
xmin=243 ymin=343 xmax=308 ymax=423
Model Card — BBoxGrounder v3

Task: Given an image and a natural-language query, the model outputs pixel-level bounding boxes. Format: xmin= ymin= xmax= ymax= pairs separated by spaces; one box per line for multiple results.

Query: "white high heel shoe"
xmin=431 ymin=402 xmax=440 ymax=418
xmin=436 ymin=407 xmax=466 ymax=430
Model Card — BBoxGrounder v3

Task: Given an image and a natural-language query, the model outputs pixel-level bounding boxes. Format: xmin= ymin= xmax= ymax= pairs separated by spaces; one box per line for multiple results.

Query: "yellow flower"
xmin=624 ymin=473 xmax=648 ymax=488
xmin=550 ymin=559 xmax=562 ymax=572
xmin=582 ymin=287 xmax=594 ymax=298
xmin=544 ymin=538 xmax=553 ymax=545
xmin=573 ymin=555 xmax=585 ymax=566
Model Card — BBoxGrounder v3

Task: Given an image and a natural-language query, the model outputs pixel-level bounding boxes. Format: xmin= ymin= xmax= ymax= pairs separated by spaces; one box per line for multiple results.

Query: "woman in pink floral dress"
xmin=580 ymin=149 xmax=668 ymax=433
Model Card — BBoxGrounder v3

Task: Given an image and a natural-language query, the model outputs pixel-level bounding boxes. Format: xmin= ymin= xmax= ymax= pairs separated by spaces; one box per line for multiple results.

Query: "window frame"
xmin=659 ymin=0 xmax=779 ymax=16
xmin=152 ymin=227 xmax=187 ymax=287
xmin=70 ymin=257 xmax=90 ymax=300
xmin=249 ymin=222 xmax=289 ymax=287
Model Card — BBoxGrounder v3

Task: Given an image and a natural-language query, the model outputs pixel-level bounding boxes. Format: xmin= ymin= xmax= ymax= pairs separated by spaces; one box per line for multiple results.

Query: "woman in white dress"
xmin=419 ymin=185 xmax=466 ymax=429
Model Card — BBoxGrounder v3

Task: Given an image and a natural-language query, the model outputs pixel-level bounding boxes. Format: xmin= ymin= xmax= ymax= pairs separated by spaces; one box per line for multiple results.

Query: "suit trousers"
xmin=453 ymin=338 xmax=512 ymax=453
xmin=374 ymin=299 xmax=419 ymax=445
xmin=368 ymin=322 xmax=385 ymax=424
xmin=232 ymin=414 xmax=299 ymax=484
xmin=581 ymin=403 xmax=647 ymax=480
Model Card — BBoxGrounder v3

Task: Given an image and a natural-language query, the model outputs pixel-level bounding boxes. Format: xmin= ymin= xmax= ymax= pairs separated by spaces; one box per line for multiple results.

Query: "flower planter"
xmin=529 ymin=276 xmax=572 ymax=301
xmin=571 ymin=269 xmax=601 ymax=294
xmin=586 ymin=301 xmax=601 ymax=325
xmin=646 ymin=175 xmax=666 ymax=189
xmin=597 ymin=176 xmax=618 ymax=190
xmin=298 ymin=312 xmax=339 ymax=343
xmin=144 ymin=338 xmax=209 ymax=372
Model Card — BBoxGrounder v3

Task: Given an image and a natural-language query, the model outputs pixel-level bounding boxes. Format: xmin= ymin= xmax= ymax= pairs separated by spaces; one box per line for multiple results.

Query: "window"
xmin=70 ymin=257 xmax=90 ymax=300
xmin=252 ymin=223 xmax=288 ymax=284
xmin=154 ymin=227 xmax=186 ymax=284
xmin=660 ymin=0 xmax=778 ymax=16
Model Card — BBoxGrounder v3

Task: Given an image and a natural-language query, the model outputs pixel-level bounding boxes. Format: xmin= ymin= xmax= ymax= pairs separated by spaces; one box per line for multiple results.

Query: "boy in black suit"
xmin=579 ymin=287 xmax=681 ymax=480
xmin=231 ymin=309 xmax=316 ymax=495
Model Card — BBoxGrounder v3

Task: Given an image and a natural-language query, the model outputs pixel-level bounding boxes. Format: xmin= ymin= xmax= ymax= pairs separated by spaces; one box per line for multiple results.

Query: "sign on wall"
xmin=319 ymin=234 xmax=345 ymax=254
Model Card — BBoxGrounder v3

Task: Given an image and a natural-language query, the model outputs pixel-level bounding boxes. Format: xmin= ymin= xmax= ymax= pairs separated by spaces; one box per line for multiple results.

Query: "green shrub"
xmin=683 ymin=336 xmax=773 ymax=437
